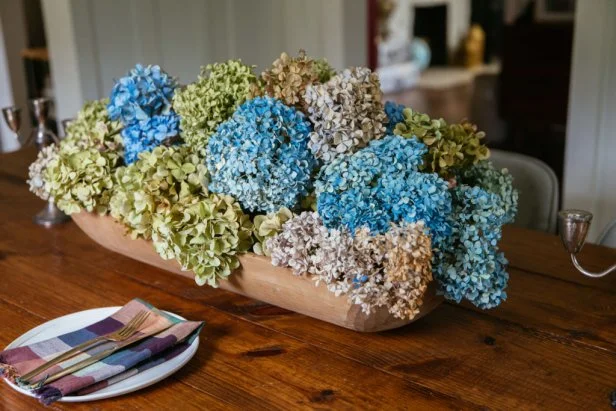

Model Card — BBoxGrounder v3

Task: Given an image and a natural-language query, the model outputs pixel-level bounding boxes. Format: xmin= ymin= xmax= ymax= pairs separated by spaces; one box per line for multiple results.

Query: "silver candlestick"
xmin=2 ymin=106 xmax=25 ymax=145
xmin=61 ymin=118 xmax=74 ymax=136
xmin=30 ymin=97 xmax=61 ymax=149
xmin=558 ymin=209 xmax=616 ymax=278
xmin=1 ymin=99 xmax=70 ymax=227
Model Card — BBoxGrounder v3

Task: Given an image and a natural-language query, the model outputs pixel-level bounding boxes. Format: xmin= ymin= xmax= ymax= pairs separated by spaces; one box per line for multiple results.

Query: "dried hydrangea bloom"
xmin=267 ymin=212 xmax=433 ymax=320
xmin=394 ymin=107 xmax=490 ymax=177
xmin=350 ymin=222 xmax=433 ymax=319
xmin=28 ymin=144 xmax=59 ymax=201
xmin=44 ymin=147 xmax=120 ymax=215
xmin=206 ymin=96 xmax=317 ymax=213
xmin=309 ymin=226 xmax=360 ymax=295
xmin=384 ymin=101 xmax=405 ymax=134
xmin=173 ymin=60 xmax=258 ymax=154
xmin=313 ymin=58 xmax=336 ymax=83
xmin=256 ymin=50 xmax=334 ymax=111
xmin=316 ymin=135 xmax=452 ymax=247
xmin=107 ymin=64 xmax=178 ymax=125
xmin=62 ymin=99 xmax=122 ymax=153
xmin=40 ymin=117 xmax=126 ymax=216
xmin=253 ymin=207 xmax=294 ymax=256
xmin=303 ymin=67 xmax=387 ymax=162
xmin=433 ymin=161 xmax=518 ymax=309
xmin=110 ymin=145 xmax=208 ymax=239
xmin=151 ymin=194 xmax=254 ymax=287
xmin=267 ymin=211 xmax=328 ymax=276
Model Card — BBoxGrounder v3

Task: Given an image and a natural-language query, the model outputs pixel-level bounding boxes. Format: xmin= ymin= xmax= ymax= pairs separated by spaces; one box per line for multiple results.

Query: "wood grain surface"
xmin=1 ymin=148 xmax=615 ymax=410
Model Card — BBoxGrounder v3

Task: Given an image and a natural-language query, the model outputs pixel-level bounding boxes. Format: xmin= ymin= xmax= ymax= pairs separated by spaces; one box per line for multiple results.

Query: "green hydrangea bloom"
xmin=44 ymin=145 xmax=120 ymax=215
xmin=29 ymin=100 xmax=122 ymax=211
xmin=313 ymin=58 xmax=335 ymax=83
xmin=152 ymin=195 xmax=254 ymax=286
xmin=252 ymin=207 xmax=294 ymax=256
xmin=110 ymin=145 xmax=208 ymax=239
xmin=63 ymin=98 xmax=122 ymax=152
xmin=172 ymin=60 xmax=258 ymax=154
xmin=394 ymin=108 xmax=490 ymax=177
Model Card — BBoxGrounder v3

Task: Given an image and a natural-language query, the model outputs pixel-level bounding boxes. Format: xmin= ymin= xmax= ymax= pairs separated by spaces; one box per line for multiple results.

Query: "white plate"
xmin=3 ymin=307 xmax=199 ymax=402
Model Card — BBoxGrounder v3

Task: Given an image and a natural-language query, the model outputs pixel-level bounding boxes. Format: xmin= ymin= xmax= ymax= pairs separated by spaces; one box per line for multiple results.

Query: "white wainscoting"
xmin=563 ymin=0 xmax=616 ymax=242
xmin=0 ymin=0 xmax=29 ymax=153
xmin=42 ymin=0 xmax=367 ymax=122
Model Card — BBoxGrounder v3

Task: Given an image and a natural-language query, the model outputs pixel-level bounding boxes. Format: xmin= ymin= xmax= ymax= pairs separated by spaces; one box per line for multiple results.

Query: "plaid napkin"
xmin=0 ymin=299 xmax=203 ymax=405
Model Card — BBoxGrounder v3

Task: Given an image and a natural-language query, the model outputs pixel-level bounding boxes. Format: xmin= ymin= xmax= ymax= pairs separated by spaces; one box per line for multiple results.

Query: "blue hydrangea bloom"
xmin=432 ymin=162 xmax=518 ymax=309
xmin=122 ymin=113 xmax=180 ymax=164
xmin=108 ymin=64 xmax=178 ymax=124
xmin=457 ymin=160 xmax=519 ymax=223
xmin=384 ymin=101 xmax=405 ymax=134
xmin=107 ymin=64 xmax=180 ymax=164
xmin=206 ymin=96 xmax=317 ymax=213
xmin=315 ymin=135 xmax=452 ymax=244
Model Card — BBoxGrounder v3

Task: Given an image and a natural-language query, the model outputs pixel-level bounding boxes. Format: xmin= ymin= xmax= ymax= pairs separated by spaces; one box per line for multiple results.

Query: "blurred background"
xmin=0 ymin=0 xmax=614 ymax=241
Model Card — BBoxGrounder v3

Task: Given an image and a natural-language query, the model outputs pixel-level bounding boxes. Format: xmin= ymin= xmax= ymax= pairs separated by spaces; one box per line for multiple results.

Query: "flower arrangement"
xmin=30 ymin=50 xmax=518 ymax=322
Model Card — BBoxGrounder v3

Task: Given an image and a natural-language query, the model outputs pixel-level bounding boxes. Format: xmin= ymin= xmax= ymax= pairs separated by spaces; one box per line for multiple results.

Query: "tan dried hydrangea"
xmin=351 ymin=223 xmax=433 ymax=319
xmin=268 ymin=211 xmax=327 ymax=276
xmin=267 ymin=212 xmax=433 ymax=319
xmin=255 ymin=50 xmax=334 ymax=111
xmin=303 ymin=67 xmax=387 ymax=162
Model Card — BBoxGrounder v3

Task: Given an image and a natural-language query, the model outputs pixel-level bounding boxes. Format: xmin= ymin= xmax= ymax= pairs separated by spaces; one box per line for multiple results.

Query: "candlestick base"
xmin=33 ymin=200 xmax=70 ymax=227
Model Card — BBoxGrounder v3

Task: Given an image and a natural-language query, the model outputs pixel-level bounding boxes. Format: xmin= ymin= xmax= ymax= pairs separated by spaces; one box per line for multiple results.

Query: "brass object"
xmin=464 ymin=24 xmax=485 ymax=68
xmin=558 ymin=209 xmax=616 ymax=278
xmin=20 ymin=311 xmax=150 ymax=385
xmin=376 ymin=0 xmax=395 ymax=43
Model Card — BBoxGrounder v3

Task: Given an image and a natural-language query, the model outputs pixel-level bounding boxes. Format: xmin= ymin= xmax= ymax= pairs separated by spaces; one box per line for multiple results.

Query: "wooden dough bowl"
xmin=72 ymin=212 xmax=443 ymax=332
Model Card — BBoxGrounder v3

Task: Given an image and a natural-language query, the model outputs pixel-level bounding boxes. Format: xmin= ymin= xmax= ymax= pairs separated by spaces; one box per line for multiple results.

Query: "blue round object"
xmin=409 ymin=38 xmax=431 ymax=71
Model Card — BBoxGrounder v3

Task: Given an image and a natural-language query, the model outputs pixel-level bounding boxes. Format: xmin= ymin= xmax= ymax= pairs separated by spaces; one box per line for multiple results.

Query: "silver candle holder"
xmin=2 ymin=98 xmax=70 ymax=227
xmin=558 ymin=209 xmax=616 ymax=278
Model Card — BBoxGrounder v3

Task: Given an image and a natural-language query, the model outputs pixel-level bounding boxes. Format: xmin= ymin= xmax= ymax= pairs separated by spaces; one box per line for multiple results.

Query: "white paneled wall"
xmin=42 ymin=0 xmax=366 ymax=121
xmin=563 ymin=0 xmax=616 ymax=242
xmin=0 ymin=0 xmax=29 ymax=152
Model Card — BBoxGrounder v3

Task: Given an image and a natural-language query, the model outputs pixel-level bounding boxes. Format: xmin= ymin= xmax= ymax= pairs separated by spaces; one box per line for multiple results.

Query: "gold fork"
xmin=19 ymin=310 xmax=150 ymax=384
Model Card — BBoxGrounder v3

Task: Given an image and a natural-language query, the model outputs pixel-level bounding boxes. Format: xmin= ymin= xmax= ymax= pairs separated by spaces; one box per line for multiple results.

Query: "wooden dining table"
xmin=1 ymin=148 xmax=615 ymax=410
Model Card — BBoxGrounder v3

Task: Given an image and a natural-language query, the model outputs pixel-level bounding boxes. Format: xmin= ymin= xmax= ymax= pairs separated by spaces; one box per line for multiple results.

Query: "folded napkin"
xmin=0 ymin=299 xmax=203 ymax=405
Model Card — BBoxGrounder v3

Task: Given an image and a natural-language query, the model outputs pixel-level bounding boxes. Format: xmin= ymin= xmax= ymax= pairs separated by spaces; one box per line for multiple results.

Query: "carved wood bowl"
xmin=71 ymin=212 xmax=443 ymax=332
